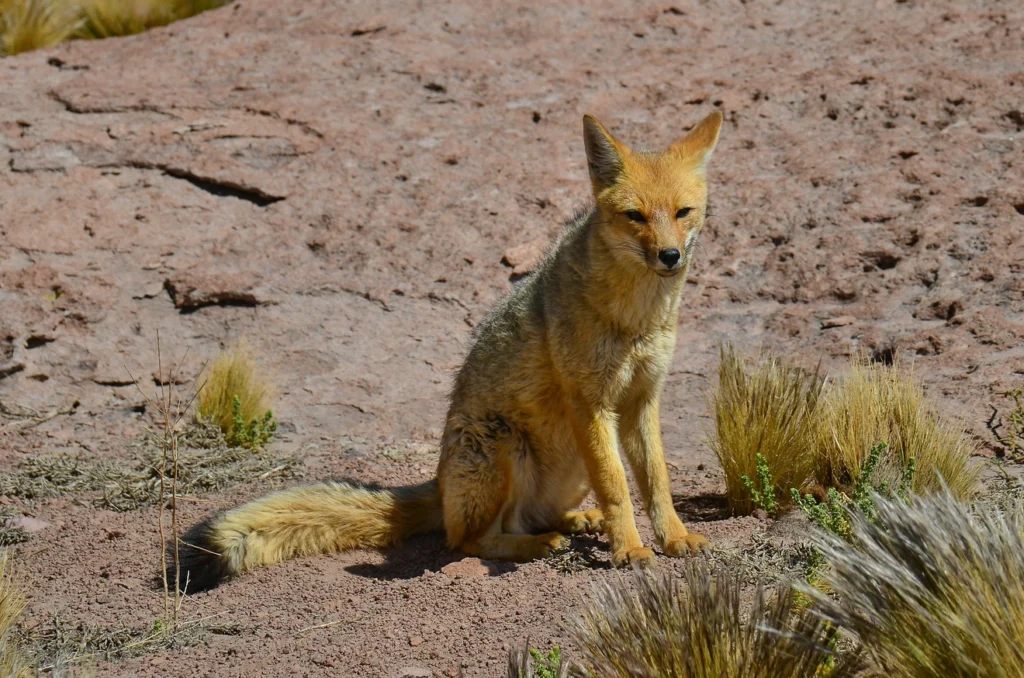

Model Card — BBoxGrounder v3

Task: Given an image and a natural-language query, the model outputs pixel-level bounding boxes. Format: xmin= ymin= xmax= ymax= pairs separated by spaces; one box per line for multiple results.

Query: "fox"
xmin=175 ymin=110 xmax=724 ymax=590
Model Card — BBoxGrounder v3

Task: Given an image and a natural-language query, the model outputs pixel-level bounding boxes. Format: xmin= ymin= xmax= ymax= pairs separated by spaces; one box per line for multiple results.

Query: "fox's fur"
xmin=176 ymin=111 xmax=724 ymax=589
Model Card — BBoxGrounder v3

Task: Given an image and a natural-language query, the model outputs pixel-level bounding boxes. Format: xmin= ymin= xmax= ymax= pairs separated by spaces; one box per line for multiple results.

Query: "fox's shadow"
xmin=672 ymin=492 xmax=730 ymax=522
xmin=345 ymin=533 xmax=610 ymax=580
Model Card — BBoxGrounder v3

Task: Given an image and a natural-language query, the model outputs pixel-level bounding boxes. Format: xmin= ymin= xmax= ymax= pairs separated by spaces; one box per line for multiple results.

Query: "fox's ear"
xmin=670 ymin=110 xmax=723 ymax=173
xmin=583 ymin=114 xmax=628 ymax=190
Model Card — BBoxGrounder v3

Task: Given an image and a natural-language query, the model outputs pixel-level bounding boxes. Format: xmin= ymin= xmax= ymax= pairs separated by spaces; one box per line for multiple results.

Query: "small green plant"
xmin=508 ymin=643 xmax=568 ymax=678
xmin=793 ymin=487 xmax=854 ymax=540
xmin=740 ymin=453 xmax=780 ymax=515
xmin=792 ymin=443 xmax=916 ymax=540
xmin=528 ymin=647 xmax=561 ymax=678
xmin=227 ymin=395 xmax=276 ymax=450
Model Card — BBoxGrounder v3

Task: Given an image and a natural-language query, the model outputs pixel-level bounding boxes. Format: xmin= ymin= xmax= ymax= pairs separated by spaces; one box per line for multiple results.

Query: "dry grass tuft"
xmin=195 ymin=341 xmax=274 ymax=444
xmin=0 ymin=551 xmax=29 ymax=678
xmin=0 ymin=0 xmax=227 ymax=56
xmin=711 ymin=346 xmax=979 ymax=515
xmin=77 ymin=0 xmax=225 ymax=40
xmin=808 ymin=490 xmax=1024 ymax=677
xmin=710 ymin=344 xmax=825 ymax=515
xmin=815 ymin=354 xmax=979 ymax=500
xmin=0 ymin=0 xmax=81 ymax=55
xmin=566 ymin=561 xmax=860 ymax=678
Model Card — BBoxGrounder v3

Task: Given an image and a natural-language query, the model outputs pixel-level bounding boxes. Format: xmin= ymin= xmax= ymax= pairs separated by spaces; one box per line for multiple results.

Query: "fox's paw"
xmin=611 ymin=546 xmax=656 ymax=569
xmin=535 ymin=532 xmax=571 ymax=556
xmin=559 ymin=509 xmax=605 ymax=535
xmin=662 ymin=533 xmax=710 ymax=557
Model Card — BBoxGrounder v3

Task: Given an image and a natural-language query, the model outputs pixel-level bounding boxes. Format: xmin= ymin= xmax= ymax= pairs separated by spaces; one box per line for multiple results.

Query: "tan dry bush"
xmin=815 ymin=354 xmax=979 ymax=500
xmin=77 ymin=0 xmax=226 ymax=40
xmin=808 ymin=491 xmax=1024 ymax=677
xmin=565 ymin=561 xmax=861 ymax=678
xmin=0 ymin=551 xmax=29 ymax=678
xmin=0 ymin=0 xmax=227 ymax=56
xmin=709 ymin=344 xmax=825 ymax=515
xmin=0 ymin=0 xmax=81 ymax=55
xmin=195 ymin=341 xmax=274 ymax=441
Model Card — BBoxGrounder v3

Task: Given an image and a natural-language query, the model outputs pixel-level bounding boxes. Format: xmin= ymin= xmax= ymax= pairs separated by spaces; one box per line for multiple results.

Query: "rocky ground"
xmin=0 ymin=0 xmax=1022 ymax=675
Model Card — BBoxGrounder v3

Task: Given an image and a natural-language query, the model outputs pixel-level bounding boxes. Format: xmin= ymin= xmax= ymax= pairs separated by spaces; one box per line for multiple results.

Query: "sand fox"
xmin=177 ymin=110 xmax=724 ymax=590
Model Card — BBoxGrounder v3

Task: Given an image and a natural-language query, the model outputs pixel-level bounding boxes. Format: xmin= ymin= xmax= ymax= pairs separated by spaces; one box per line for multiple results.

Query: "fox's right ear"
xmin=583 ymin=115 xmax=627 ymax=191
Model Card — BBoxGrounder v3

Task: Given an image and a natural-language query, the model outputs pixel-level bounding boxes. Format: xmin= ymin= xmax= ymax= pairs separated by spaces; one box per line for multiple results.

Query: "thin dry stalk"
xmin=124 ymin=331 xmax=205 ymax=633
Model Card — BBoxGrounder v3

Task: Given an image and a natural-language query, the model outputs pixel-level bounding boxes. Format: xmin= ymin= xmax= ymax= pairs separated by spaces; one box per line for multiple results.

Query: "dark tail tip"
xmin=165 ymin=517 xmax=230 ymax=593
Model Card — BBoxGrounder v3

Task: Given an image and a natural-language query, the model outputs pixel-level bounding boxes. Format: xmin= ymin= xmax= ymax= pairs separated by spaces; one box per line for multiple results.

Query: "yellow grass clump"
xmin=0 ymin=0 xmax=227 ymax=56
xmin=0 ymin=551 xmax=29 ymax=678
xmin=711 ymin=345 xmax=979 ymax=515
xmin=195 ymin=341 xmax=274 ymax=445
xmin=0 ymin=0 xmax=81 ymax=55
xmin=815 ymin=354 xmax=979 ymax=500
xmin=709 ymin=344 xmax=825 ymax=515
xmin=564 ymin=562 xmax=861 ymax=678
xmin=808 ymin=491 xmax=1024 ymax=677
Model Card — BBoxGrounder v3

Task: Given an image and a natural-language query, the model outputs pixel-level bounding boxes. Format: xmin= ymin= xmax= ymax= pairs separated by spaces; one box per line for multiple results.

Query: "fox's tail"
xmin=173 ymin=479 xmax=442 ymax=591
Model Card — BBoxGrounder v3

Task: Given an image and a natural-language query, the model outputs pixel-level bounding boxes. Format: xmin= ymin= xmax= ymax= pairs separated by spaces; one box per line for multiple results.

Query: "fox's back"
xmin=447 ymin=208 xmax=594 ymax=423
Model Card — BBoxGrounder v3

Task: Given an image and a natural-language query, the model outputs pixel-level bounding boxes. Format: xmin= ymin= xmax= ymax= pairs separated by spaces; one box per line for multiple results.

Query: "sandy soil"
xmin=1 ymin=0 xmax=1022 ymax=675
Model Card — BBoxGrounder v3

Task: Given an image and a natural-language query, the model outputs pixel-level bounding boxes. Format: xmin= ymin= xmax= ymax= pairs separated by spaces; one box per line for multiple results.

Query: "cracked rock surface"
xmin=0 ymin=0 xmax=1022 ymax=675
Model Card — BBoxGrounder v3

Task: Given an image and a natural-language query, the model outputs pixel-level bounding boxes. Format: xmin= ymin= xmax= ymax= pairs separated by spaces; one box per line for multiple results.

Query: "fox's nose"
xmin=658 ymin=248 xmax=681 ymax=268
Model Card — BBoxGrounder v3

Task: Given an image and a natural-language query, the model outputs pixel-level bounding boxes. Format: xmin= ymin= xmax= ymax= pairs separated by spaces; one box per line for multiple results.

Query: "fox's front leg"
xmin=620 ymin=393 xmax=709 ymax=556
xmin=570 ymin=405 xmax=654 ymax=568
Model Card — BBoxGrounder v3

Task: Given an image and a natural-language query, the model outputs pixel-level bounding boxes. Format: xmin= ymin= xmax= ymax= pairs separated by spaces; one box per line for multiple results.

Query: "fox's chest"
xmin=587 ymin=328 xmax=676 ymax=406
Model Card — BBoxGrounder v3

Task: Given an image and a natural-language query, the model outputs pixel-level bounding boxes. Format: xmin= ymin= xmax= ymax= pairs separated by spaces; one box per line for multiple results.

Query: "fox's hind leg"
xmin=439 ymin=414 xmax=567 ymax=561
xmin=463 ymin=530 xmax=569 ymax=562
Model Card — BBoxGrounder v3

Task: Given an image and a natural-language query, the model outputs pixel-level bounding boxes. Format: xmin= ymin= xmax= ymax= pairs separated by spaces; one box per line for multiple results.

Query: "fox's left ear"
xmin=669 ymin=110 xmax=723 ymax=173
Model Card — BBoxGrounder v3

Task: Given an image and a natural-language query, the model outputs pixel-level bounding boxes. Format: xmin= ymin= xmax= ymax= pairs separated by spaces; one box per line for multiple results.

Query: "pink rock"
xmin=821 ymin=315 xmax=856 ymax=329
xmin=501 ymin=238 xmax=547 ymax=275
xmin=440 ymin=557 xmax=498 ymax=578
xmin=5 ymin=516 xmax=50 ymax=533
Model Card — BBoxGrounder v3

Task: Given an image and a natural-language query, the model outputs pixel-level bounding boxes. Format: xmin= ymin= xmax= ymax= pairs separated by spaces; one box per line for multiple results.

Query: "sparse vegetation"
xmin=196 ymin=342 xmax=276 ymax=449
xmin=19 ymin=614 xmax=239 ymax=671
xmin=711 ymin=345 xmax=824 ymax=515
xmin=0 ymin=421 xmax=302 ymax=511
xmin=806 ymin=490 xmax=1024 ymax=677
xmin=0 ymin=509 xmax=29 ymax=547
xmin=0 ymin=0 xmax=228 ymax=56
xmin=565 ymin=562 xmax=860 ymax=678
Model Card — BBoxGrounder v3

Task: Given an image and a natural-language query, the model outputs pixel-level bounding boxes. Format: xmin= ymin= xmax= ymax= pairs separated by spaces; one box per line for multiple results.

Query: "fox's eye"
xmin=625 ymin=210 xmax=646 ymax=223
xmin=676 ymin=207 xmax=693 ymax=219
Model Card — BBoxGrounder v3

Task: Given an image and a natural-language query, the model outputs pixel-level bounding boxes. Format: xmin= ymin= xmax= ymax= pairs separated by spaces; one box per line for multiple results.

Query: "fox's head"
xmin=582 ymin=111 xmax=723 ymax=277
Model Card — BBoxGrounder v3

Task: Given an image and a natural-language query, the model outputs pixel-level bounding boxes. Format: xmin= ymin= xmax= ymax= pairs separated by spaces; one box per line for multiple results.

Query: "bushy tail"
xmin=173 ymin=479 xmax=442 ymax=591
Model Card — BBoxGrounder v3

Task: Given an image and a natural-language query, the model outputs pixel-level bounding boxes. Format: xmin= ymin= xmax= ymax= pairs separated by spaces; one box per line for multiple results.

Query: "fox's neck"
xmin=584 ymin=225 xmax=686 ymax=337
